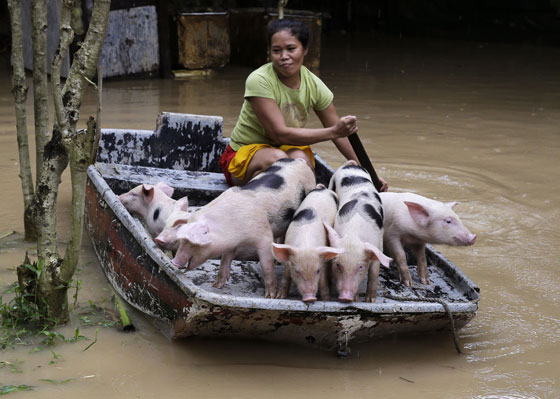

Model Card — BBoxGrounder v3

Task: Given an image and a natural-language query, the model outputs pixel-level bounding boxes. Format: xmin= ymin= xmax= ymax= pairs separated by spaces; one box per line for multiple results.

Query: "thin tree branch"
xmin=62 ymin=0 xmax=111 ymax=132
xmin=60 ymin=118 xmax=97 ymax=283
xmin=52 ymin=0 xmax=74 ymax=132
xmin=7 ymin=0 xmax=35 ymax=236
xmin=94 ymin=66 xmax=102 ymax=159
xmin=31 ymin=0 xmax=50 ymax=180
xmin=59 ymin=1 xmax=110 ymax=284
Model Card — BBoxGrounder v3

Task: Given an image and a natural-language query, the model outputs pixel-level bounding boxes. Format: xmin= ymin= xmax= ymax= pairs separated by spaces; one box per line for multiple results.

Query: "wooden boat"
xmin=85 ymin=112 xmax=480 ymax=352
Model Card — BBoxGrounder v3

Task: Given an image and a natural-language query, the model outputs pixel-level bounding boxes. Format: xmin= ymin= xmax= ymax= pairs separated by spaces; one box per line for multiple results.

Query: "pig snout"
xmin=455 ymin=232 xmax=477 ymax=246
xmin=118 ymin=193 xmax=132 ymax=208
xmin=154 ymin=236 xmax=169 ymax=249
xmin=338 ymin=290 xmax=354 ymax=303
xmin=302 ymin=294 xmax=317 ymax=303
xmin=171 ymin=257 xmax=187 ymax=269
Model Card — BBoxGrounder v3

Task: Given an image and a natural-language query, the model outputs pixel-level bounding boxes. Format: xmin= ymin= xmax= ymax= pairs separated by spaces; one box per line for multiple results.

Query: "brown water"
xmin=1 ymin=34 xmax=559 ymax=398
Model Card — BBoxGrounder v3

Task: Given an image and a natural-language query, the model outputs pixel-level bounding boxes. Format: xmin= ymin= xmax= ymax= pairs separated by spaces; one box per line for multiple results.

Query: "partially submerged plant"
xmin=0 ymin=257 xmax=113 ymax=351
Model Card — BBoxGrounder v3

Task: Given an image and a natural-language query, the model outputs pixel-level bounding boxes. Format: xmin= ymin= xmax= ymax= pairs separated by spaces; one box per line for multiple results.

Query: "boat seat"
xmin=95 ymin=162 xmax=228 ymax=205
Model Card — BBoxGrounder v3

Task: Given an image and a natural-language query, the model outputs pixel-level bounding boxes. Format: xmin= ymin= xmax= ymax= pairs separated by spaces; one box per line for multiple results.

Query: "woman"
xmin=219 ymin=18 xmax=388 ymax=190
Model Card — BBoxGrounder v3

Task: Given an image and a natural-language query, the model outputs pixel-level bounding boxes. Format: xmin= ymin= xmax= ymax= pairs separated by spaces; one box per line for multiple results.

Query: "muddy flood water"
xmin=0 ymin=33 xmax=559 ymax=398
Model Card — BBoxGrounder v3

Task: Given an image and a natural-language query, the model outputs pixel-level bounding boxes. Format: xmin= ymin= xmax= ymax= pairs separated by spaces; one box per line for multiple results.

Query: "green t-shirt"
xmin=229 ymin=63 xmax=334 ymax=151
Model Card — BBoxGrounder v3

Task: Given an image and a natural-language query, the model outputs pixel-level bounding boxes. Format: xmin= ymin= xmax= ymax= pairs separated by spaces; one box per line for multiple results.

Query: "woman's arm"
xmin=248 ymin=97 xmax=357 ymax=146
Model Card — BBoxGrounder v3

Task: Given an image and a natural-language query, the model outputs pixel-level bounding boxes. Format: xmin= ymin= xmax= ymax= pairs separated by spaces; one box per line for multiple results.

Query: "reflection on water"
xmin=1 ymin=34 xmax=559 ymax=398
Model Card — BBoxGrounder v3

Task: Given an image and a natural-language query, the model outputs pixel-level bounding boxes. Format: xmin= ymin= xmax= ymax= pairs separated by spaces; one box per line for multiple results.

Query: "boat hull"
xmin=85 ymin=112 xmax=480 ymax=351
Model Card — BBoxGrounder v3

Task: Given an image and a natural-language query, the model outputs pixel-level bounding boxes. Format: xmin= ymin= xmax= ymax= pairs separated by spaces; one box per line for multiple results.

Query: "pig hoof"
xmin=264 ymin=289 xmax=275 ymax=298
xmin=212 ymin=280 xmax=226 ymax=289
xmin=420 ymin=277 xmax=430 ymax=285
xmin=275 ymin=292 xmax=287 ymax=299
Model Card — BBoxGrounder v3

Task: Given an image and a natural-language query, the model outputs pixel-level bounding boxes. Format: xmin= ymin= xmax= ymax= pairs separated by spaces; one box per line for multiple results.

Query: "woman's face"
xmin=270 ymin=29 xmax=308 ymax=82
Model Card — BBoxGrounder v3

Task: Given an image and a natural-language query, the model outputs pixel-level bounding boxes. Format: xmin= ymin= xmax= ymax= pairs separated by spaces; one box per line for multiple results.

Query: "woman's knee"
xmin=286 ymin=148 xmax=313 ymax=169
xmin=242 ymin=148 xmax=288 ymax=183
xmin=267 ymin=148 xmax=289 ymax=163
xmin=255 ymin=148 xmax=288 ymax=170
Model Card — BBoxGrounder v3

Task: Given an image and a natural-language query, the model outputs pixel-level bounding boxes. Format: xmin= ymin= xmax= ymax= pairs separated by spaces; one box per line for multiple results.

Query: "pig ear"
xmin=271 ymin=243 xmax=294 ymax=263
xmin=446 ymin=201 xmax=458 ymax=209
xmin=155 ymin=182 xmax=174 ymax=198
xmin=317 ymin=246 xmax=345 ymax=261
xmin=404 ymin=201 xmax=430 ymax=228
xmin=175 ymin=196 xmax=189 ymax=212
xmin=323 ymin=222 xmax=340 ymax=246
xmin=142 ymin=184 xmax=155 ymax=203
xmin=363 ymin=242 xmax=392 ymax=268
xmin=177 ymin=222 xmax=211 ymax=247
xmin=172 ymin=217 xmax=191 ymax=228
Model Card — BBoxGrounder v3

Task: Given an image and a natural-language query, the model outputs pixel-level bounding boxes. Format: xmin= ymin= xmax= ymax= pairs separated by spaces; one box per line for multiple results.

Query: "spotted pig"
xmin=272 ymin=184 xmax=344 ymax=303
xmin=118 ymin=181 xmax=189 ymax=237
xmin=154 ymin=158 xmax=316 ymax=298
xmin=326 ymin=160 xmax=391 ymax=302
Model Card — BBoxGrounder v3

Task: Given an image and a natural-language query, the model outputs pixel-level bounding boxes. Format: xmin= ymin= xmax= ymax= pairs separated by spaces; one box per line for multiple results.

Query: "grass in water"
xmin=0 ymin=384 xmax=34 ymax=395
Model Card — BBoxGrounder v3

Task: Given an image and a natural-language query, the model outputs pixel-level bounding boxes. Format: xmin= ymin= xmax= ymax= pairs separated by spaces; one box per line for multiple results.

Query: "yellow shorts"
xmin=228 ymin=144 xmax=315 ymax=182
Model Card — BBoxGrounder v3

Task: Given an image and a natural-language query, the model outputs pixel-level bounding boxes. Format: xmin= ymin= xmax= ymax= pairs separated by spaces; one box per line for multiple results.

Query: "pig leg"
xmin=213 ymin=250 xmax=234 ymax=289
xmin=256 ymin=242 xmax=277 ymax=299
xmin=171 ymin=241 xmax=189 ymax=269
xmin=385 ymin=239 xmax=412 ymax=286
xmin=319 ymin=266 xmax=330 ymax=301
xmin=276 ymin=265 xmax=291 ymax=299
xmin=410 ymin=243 xmax=429 ymax=284
xmin=365 ymin=261 xmax=380 ymax=302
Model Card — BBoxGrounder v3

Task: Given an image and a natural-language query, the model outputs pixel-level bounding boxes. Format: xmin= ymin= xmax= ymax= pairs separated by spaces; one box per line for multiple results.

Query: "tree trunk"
xmin=36 ymin=0 xmax=110 ymax=323
xmin=60 ymin=116 xmax=100 ymax=283
xmin=38 ymin=272 xmax=70 ymax=324
xmin=31 ymin=0 xmax=50 ymax=180
xmin=7 ymin=0 xmax=37 ymax=241
xmin=9 ymin=0 xmax=111 ymax=325
xmin=58 ymin=0 xmax=109 ymax=289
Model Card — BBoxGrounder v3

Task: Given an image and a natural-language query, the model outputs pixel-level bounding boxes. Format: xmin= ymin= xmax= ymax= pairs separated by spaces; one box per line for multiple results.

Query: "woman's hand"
xmin=333 ymin=115 xmax=358 ymax=139
xmin=377 ymin=176 xmax=389 ymax=192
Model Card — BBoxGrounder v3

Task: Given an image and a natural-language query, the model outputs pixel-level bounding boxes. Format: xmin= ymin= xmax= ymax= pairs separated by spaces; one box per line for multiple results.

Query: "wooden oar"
xmin=348 ymin=132 xmax=384 ymax=191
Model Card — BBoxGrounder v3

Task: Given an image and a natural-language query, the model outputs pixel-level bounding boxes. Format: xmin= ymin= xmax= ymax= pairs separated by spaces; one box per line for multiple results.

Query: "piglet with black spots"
xmin=118 ymin=181 xmax=189 ymax=237
xmin=272 ymin=184 xmax=344 ymax=303
xmin=154 ymin=158 xmax=316 ymax=298
xmin=326 ymin=160 xmax=392 ymax=302
xmin=380 ymin=192 xmax=476 ymax=286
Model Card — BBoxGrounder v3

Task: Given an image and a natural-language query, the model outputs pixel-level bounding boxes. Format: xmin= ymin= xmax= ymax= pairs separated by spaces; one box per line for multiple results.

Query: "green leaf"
xmin=0 ymin=361 xmax=23 ymax=373
xmin=0 ymin=384 xmax=34 ymax=395
xmin=23 ymin=264 xmax=38 ymax=274
xmin=68 ymin=327 xmax=88 ymax=343
xmin=82 ymin=328 xmax=98 ymax=352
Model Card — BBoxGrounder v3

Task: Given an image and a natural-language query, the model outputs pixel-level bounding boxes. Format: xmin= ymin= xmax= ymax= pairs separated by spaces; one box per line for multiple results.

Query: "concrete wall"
xmin=98 ymin=6 xmax=160 ymax=78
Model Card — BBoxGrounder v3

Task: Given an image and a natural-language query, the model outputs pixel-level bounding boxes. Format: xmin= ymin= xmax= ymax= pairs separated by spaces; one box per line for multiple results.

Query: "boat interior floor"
xmin=101 ymin=163 xmax=477 ymax=306
xmin=176 ymin=255 xmax=474 ymax=305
